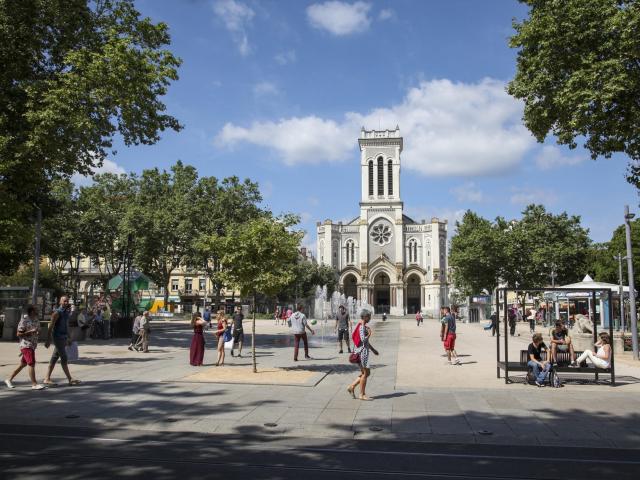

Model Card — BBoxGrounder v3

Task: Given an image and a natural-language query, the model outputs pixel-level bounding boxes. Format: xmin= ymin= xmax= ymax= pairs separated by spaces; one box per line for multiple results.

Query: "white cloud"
xmin=535 ymin=145 xmax=585 ymax=170
xmin=378 ymin=8 xmax=394 ymax=21
xmin=72 ymin=159 xmax=127 ymax=186
xmin=450 ymin=182 xmax=484 ymax=203
xmin=215 ymin=78 xmax=536 ymax=176
xmin=307 ymin=1 xmax=372 ymax=36
xmin=300 ymin=211 xmax=313 ymax=223
xmin=213 ymin=0 xmax=255 ymax=56
xmin=253 ymin=81 xmax=279 ymax=96
xmin=215 ymin=115 xmax=355 ymax=165
xmin=274 ymin=50 xmax=296 ymax=65
xmin=510 ymin=189 xmax=558 ymax=206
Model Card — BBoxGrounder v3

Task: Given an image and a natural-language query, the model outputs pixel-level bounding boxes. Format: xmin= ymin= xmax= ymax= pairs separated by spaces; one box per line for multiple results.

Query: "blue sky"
xmin=98 ymin=0 xmax=637 ymax=249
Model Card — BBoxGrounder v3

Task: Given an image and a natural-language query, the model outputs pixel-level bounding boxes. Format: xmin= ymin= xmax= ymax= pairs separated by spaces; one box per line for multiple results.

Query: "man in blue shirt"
xmin=44 ymin=296 xmax=81 ymax=386
xmin=203 ymin=307 xmax=212 ymax=328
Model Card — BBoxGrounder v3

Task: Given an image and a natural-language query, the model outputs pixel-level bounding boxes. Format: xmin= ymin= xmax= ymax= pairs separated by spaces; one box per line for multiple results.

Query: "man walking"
xmin=139 ymin=310 xmax=151 ymax=353
xmin=44 ymin=296 xmax=81 ymax=386
xmin=203 ymin=307 xmax=212 ymax=328
xmin=290 ymin=304 xmax=315 ymax=361
xmin=335 ymin=305 xmax=352 ymax=353
xmin=415 ymin=310 xmax=423 ymax=326
xmin=230 ymin=306 xmax=244 ymax=357
xmin=442 ymin=306 xmax=460 ymax=365
xmin=5 ymin=305 xmax=45 ymax=390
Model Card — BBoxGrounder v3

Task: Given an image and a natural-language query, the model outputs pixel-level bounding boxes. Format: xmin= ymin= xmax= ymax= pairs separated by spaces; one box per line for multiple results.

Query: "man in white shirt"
xmin=289 ymin=304 xmax=315 ymax=361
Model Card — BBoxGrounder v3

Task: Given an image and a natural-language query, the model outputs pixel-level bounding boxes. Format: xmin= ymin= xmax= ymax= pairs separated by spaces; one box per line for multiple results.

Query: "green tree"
xmin=449 ymin=211 xmax=504 ymax=296
xmin=279 ymin=261 xmax=338 ymax=304
xmin=76 ymin=172 xmax=137 ymax=289
xmin=189 ymin=176 xmax=262 ymax=307
xmin=589 ymin=219 xmax=640 ymax=287
xmin=508 ymin=0 xmax=640 ymax=185
xmin=124 ymin=161 xmax=197 ymax=307
xmin=0 ymin=0 xmax=181 ymax=272
xmin=449 ymin=206 xmax=591 ymax=298
xmin=202 ymin=215 xmax=301 ymax=372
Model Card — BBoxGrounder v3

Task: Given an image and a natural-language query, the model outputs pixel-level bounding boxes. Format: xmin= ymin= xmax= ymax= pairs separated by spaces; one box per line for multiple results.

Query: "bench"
xmin=497 ymin=350 xmax=614 ymax=385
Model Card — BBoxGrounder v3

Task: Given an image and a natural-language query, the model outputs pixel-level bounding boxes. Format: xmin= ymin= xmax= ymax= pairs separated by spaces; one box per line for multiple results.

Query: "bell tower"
xmin=358 ymin=126 xmax=402 ymax=205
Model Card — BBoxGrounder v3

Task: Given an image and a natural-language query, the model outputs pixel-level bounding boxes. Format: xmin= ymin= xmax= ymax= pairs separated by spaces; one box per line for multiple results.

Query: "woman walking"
xmin=214 ymin=310 xmax=229 ymax=366
xmin=189 ymin=311 xmax=206 ymax=366
xmin=347 ymin=310 xmax=379 ymax=401
xmin=5 ymin=306 xmax=45 ymax=390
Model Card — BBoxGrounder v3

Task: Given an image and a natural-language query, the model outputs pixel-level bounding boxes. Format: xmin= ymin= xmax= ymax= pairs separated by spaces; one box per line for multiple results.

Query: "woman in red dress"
xmin=189 ymin=311 xmax=206 ymax=366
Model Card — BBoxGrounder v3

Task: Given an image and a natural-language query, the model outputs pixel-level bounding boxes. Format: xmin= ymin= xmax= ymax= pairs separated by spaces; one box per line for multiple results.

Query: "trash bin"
xmin=1 ymin=308 xmax=21 ymax=341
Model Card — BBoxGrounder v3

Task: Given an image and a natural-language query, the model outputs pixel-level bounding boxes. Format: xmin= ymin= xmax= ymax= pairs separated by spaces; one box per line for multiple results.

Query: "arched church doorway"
xmin=343 ymin=274 xmax=358 ymax=300
xmin=373 ymin=273 xmax=390 ymax=314
xmin=406 ymin=274 xmax=421 ymax=314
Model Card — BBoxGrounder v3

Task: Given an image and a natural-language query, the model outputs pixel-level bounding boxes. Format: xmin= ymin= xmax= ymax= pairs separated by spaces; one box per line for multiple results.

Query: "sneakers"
xmin=230 ymin=351 xmax=234 ymax=357
xmin=32 ymin=384 xmax=45 ymax=390
xmin=454 ymin=358 xmax=461 ymax=365
xmin=5 ymin=379 xmax=14 ymax=389
xmin=128 ymin=346 xmax=133 ymax=351
xmin=339 ymin=350 xmax=343 ymax=354
xmin=569 ymin=362 xmax=579 ymax=368
xmin=535 ymin=381 xmax=545 ymax=388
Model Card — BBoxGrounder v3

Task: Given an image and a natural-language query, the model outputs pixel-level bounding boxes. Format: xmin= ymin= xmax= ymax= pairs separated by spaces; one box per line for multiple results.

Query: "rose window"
xmin=370 ymin=223 xmax=392 ymax=246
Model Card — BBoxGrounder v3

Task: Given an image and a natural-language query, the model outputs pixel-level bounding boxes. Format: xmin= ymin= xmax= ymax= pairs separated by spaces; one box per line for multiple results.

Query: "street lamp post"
xmin=614 ymin=253 xmax=626 ymax=331
xmin=624 ymin=205 xmax=638 ymax=360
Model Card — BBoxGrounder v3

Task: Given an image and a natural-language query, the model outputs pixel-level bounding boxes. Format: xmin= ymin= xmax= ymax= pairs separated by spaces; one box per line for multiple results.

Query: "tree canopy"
xmin=0 ymin=0 xmax=181 ymax=272
xmin=449 ymin=205 xmax=591 ymax=295
xmin=508 ymin=0 xmax=640 ymax=184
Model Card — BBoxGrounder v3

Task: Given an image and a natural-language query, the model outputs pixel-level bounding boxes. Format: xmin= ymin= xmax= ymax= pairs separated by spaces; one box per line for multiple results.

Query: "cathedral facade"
xmin=316 ymin=127 xmax=448 ymax=318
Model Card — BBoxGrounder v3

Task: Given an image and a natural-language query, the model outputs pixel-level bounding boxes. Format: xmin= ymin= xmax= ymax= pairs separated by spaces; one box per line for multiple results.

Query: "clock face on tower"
xmin=370 ymin=223 xmax=392 ymax=246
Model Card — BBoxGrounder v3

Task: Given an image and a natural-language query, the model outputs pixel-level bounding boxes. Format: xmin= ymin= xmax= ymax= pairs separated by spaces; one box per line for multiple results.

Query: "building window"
xmin=368 ymin=160 xmax=373 ymax=196
xmin=388 ymin=160 xmax=393 ymax=195
xmin=377 ymin=156 xmax=384 ymax=196
xmin=199 ymin=278 xmax=206 ymax=291
xmin=408 ymin=239 xmax=418 ymax=263
xmin=345 ymin=240 xmax=356 ymax=264
xmin=185 ymin=278 xmax=192 ymax=293
xmin=171 ymin=279 xmax=178 ymax=291
xmin=370 ymin=223 xmax=392 ymax=246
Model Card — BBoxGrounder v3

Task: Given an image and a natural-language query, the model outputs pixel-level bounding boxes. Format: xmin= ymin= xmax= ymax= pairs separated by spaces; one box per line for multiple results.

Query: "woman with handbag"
xmin=214 ymin=310 xmax=230 ymax=366
xmin=189 ymin=311 xmax=206 ymax=366
xmin=347 ymin=310 xmax=379 ymax=401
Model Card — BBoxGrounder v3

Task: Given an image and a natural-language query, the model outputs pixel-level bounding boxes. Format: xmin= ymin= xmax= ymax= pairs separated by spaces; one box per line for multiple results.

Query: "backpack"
xmin=549 ymin=368 xmax=562 ymax=388
xmin=352 ymin=326 xmax=362 ymax=348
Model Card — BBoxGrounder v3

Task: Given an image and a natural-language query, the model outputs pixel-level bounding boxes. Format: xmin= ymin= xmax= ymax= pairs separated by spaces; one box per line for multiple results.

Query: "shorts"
xmin=20 ymin=347 xmax=36 ymax=366
xmin=50 ymin=336 xmax=69 ymax=366
xmin=557 ymin=344 xmax=569 ymax=352
xmin=233 ymin=329 xmax=244 ymax=343
xmin=443 ymin=332 xmax=456 ymax=351
xmin=338 ymin=329 xmax=349 ymax=342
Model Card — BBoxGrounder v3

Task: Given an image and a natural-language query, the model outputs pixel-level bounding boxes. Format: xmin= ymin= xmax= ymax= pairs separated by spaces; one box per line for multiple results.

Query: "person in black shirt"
xmin=527 ymin=333 xmax=551 ymax=387
xmin=230 ymin=306 xmax=244 ymax=357
xmin=550 ymin=321 xmax=577 ymax=365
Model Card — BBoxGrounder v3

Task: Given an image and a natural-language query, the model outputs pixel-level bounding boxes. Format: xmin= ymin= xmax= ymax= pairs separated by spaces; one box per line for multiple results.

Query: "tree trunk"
xmin=252 ymin=291 xmax=257 ymax=373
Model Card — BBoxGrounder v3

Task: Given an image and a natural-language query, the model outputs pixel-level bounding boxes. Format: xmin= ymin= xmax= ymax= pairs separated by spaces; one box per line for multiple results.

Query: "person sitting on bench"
xmin=572 ymin=332 xmax=611 ymax=369
xmin=549 ymin=321 xmax=577 ymax=366
xmin=528 ymin=333 xmax=551 ymax=387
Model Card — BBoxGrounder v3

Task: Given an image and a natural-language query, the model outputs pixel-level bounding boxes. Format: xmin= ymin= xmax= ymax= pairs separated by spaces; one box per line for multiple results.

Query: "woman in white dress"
xmin=347 ymin=310 xmax=379 ymax=401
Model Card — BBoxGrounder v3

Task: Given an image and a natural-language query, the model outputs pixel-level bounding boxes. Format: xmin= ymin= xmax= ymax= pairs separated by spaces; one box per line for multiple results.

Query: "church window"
xmin=377 ymin=157 xmax=384 ymax=196
xmin=408 ymin=238 xmax=418 ymax=263
xmin=368 ymin=161 xmax=373 ymax=196
xmin=370 ymin=223 xmax=392 ymax=246
xmin=388 ymin=160 xmax=393 ymax=195
xmin=345 ymin=240 xmax=355 ymax=264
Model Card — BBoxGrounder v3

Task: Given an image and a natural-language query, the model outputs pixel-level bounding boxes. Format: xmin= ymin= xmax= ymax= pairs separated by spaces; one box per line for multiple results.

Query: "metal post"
xmin=608 ymin=289 xmax=615 ymax=385
xmin=614 ymin=253 xmax=624 ymax=331
xmin=504 ymin=290 xmax=509 ymax=384
xmin=624 ymin=205 xmax=639 ymax=360
xmin=496 ymin=289 xmax=500 ymax=379
xmin=31 ymin=205 xmax=42 ymax=305
xmin=593 ymin=291 xmax=598 ymax=382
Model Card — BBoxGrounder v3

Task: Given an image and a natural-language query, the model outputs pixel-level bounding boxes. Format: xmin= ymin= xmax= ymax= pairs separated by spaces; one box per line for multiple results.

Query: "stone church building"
xmin=316 ymin=127 xmax=448 ymax=318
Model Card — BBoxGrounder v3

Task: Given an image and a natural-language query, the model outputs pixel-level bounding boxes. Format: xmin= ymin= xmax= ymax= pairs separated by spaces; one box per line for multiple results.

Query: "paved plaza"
xmin=1 ymin=317 xmax=639 ymax=445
